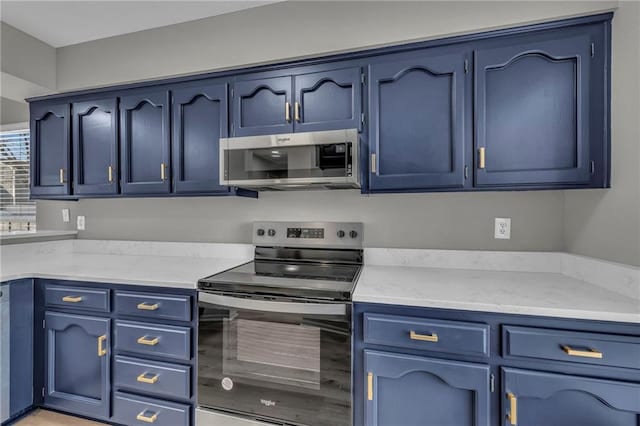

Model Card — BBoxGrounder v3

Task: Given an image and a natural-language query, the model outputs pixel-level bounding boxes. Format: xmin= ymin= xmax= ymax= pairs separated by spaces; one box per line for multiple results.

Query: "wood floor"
xmin=13 ymin=409 xmax=105 ymax=426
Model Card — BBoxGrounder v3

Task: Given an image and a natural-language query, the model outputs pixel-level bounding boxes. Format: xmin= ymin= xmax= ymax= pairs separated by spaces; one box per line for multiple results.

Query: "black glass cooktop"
xmin=198 ymin=260 xmax=361 ymax=301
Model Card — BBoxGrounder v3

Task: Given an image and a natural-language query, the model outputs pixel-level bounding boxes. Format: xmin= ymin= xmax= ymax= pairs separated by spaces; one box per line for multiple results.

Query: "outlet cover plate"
xmin=495 ymin=217 xmax=511 ymax=239
xmin=77 ymin=215 xmax=85 ymax=231
xmin=62 ymin=209 xmax=70 ymax=223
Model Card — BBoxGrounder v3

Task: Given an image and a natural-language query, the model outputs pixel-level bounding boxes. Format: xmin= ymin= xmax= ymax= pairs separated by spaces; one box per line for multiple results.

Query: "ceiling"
xmin=1 ymin=1 xmax=280 ymax=47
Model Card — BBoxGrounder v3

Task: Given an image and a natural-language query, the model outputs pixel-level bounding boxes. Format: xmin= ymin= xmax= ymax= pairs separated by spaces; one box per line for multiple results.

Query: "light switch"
xmin=62 ymin=209 xmax=70 ymax=223
xmin=494 ymin=218 xmax=511 ymax=239
xmin=77 ymin=216 xmax=86 ymax=231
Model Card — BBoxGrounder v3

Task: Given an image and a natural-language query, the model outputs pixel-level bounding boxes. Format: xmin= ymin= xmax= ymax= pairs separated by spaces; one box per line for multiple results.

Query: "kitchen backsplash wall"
xmin=37 ymin=190 xmax=565 ymax=251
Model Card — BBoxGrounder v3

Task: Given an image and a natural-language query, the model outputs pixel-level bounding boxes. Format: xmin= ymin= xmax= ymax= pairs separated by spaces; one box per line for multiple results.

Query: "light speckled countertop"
xmin=0 ymin=240 xmax=253 ymax=289
xmin=354 ymin=249 xmax=640 ymax=323
xmin=1 ymin=241 xmax=638 ymax=323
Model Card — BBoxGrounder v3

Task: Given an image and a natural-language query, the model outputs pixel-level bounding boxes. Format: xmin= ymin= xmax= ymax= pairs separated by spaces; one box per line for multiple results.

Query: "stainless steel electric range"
xmin=197 ymin=221 xmax=363 ymax=426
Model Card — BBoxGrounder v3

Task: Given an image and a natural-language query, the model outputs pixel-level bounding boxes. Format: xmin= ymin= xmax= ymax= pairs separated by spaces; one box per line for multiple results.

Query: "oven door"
xmin=197 ymin=292 xmax=351 ymax=426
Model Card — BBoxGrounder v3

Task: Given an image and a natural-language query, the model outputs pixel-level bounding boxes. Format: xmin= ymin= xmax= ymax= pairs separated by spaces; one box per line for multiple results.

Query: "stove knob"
xmin=256 ymin=229 xmax=265 ymax=236
xmin=268 ymin=229 xmax=276 ymax=237
xmin=349 ymin=230 xmax=358 ymax=239
xmin=337 ymin=230 xmax=345 ymax=238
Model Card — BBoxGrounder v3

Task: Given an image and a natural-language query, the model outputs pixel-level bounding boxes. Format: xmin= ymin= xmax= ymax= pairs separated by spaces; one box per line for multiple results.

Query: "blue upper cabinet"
xmin=120 ymin=90 xmax=171 ymax=195
xmin=364 ymin=350 xmax=490 ymax=426
xmin=232 ymin=76 xmax=293 ymax=136
xmin=72 ymin=98 xmax=119 ymax=196
xmin=475 ymin=28 xmax=603 ymax=188
xmin=232 ymin=67 xmax=363 ymax=137
xmin=44 ymin=312 xmax=111 ymax=420
xmin=293 ymin=67 xmax=362 ymax=133
xmin=30 ymin=103 xmax=71 ymax=197
xmin=172 ymin=82 xmax=230 ymax=195
xmin=368 ymin=49 xmax=469 ymax=192
xmin=502 ymin=368 xmax=640 ymax=426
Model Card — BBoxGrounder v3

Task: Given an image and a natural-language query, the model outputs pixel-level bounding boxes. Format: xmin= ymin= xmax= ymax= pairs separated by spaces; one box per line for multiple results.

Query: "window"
xmin=0 ymin=130 xmax=35 ymax=232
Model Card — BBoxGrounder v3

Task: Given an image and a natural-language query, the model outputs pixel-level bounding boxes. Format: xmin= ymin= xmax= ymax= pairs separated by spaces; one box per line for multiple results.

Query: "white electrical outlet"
xmin=62 ymin=209 xmax=70 ymax=223
xmin=77 ymin=215 xmax=86 ymax=231
xmin=494 ymin=218 xmax=511 ymax=239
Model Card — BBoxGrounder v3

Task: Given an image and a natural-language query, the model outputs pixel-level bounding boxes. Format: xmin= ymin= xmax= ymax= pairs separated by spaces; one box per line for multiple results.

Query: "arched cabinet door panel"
xmin=293 ymin=67 xmax=362 ymax=133
xmin=172 ymin=82 xmax=230 ymax=195
xmin=232 ymin=76 xmax=293 ymax=137
xmin=30 ymin=103 xmax=71 ymax=197
xmin=44 ymin=312 xmax=110 ymax=420
xmin=120 ymin=90 xmax=171 ymax=195
xmin=502 ymin=368 xmax=640 ymax=426
xmin=72 ymin=98 xmax=119 ymax=196
xmin=475 ymin=30 xmax=603 ymax=188
xmin=368 ymin=50 xmax=469 ymax=191
xmin=364 ymin=350 xmax=490 ymax=426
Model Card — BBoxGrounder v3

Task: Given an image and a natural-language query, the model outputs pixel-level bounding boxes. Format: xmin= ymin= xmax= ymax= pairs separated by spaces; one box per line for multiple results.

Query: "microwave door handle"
xmin=198 ymin=292 xmax=347 ymax=316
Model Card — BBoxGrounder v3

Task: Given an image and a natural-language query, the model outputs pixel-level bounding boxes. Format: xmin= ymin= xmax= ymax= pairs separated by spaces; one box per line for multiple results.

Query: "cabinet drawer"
xmin=115 ymin=320 xmax=191 ymax=361
xmin=115 ymin=290 xmax=191 ymax=322
xmin=364 ymin=313 xmax=489 ymax=357
xmin=114 ymin=355 xmax=191 ymax=400
xmin=112 ymin=391 xmax=189 ymax=426
xmin=503 ymin=325 xmax=640 ymax=370
xmin=45 ymin=285 xmax=110 ymax=312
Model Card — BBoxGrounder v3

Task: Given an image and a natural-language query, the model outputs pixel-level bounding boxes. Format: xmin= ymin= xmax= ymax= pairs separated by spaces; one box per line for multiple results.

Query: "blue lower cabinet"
xmin=114 ymin=319 xmax=191 ymax=361
xmin=364 ymin=350 xmax=490 ymax=426
xmin=112 ymin=391 xmax=190 ymax=426
xmin=43 ymin=312 xmax=110 ymax=420
xmin=502 ymin=368 xmax=640 ymax=426
xmin=114 ymin=355 xmax=191 ymax=400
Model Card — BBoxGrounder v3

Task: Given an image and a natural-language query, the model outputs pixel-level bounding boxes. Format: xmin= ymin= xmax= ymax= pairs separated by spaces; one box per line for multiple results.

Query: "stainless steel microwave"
xmin=219 ymin=128 xmax=360 ymax=190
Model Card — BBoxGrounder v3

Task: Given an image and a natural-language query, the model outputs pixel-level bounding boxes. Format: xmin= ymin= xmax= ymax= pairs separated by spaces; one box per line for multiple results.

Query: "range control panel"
xmin=253 ymin=221 xmax=363 ymax=249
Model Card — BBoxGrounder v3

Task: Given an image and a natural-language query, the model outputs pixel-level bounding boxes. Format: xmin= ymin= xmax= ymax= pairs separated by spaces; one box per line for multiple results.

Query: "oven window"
xmin=225 ymin=142 xmax=352 ymax=181
xmin=224 ymin=318 xmax=321 ymax=390
xmin=198 ymin=302 xmax=351 ymax=426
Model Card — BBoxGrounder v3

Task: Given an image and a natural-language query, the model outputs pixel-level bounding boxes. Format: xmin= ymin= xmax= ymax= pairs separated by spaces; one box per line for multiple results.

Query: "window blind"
xmin=0 ymin=130 xmax=35 ymax=232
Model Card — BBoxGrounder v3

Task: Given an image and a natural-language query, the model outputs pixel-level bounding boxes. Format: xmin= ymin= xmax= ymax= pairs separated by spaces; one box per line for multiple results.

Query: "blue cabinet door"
xmin=364 ymin=350 xmax=490 ymax=426
xmin=368 ymin=50 xmax=469 ymax=191
xmin=293 ymin=67 xmax=362 ymax=133
xmin=72 ymin=98 xmax=119 ymax=196
xmin=172 ymin=83 xmax=230 ymax=195
xmin=44 ymin=312 xmax=110 ymax=420
xmin=232 ymin=76 xmax=293 ymax=136
xmin=120 ymin=90 xmax=171 ymax=195
xmin=475 ymin=32 xmax=594 ymax=187
xmin=502 ymin=368 xmax=640 ymax=426
xmin=30 ymin=103 xmax=71 ymax=197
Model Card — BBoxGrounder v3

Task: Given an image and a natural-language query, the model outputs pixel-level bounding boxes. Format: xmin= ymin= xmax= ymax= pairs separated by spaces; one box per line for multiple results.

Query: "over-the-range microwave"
xmin=219 ymin=128 xmax=360 ymax=190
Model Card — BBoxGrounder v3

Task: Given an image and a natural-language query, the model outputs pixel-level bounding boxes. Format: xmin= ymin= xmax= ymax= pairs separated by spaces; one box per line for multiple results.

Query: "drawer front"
xmin=115 ymin=290 xmax=191 ymax=322
xmin=503 ymin=325 xmax=640 ymax=370
xmin=364 ymin=313 xmax=490 ymax=357
xmin=45 ymin=285 xmax=110 ymax=312
xmin=112 ymin=391 xmax=190 ymax=426
xmin=115 ymin=320 xmax=191 ymax=361
xmin=114 ymin=355 xmax=191 ymax=400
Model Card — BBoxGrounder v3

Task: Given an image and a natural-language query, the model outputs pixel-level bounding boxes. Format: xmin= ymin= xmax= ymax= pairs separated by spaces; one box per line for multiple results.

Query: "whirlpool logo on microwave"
xmin=260 ymin=399 xmax=276 ymax=407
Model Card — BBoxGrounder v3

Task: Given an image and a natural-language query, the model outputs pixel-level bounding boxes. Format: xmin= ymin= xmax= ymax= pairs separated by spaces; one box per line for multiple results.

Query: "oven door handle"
xmin=198 ymin=292 xmax=347 ymax=316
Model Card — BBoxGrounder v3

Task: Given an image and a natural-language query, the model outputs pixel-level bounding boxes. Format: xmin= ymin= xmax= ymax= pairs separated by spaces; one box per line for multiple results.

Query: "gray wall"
xmin=564 ymin=1 xmax=640 ymax=267
xmin=55 ymin=1 xmax=617 ymax=91
xmin=39 ymin=190 xmax=565 ymax=251
xmin=0 ymin=22 xmax=56 ymax=126
xmin=32 ymin=1 xmax=640 ymax=266
xmin=0 ymin=97 xmax=28 ymax=124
